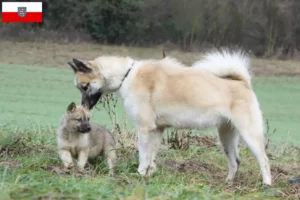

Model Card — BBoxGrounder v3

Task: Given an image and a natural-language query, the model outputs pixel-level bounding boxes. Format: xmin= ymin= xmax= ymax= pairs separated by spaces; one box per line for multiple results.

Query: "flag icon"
xmin=2 ymin=2 xmax=42 ymax=23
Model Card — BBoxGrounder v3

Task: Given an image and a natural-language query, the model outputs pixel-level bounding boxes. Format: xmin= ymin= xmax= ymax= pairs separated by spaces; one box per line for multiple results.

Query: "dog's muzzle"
xmin=77 ymin=124 xmax=91 ymax=133
xmin=81 ymin=91 xmax=102 ymax=110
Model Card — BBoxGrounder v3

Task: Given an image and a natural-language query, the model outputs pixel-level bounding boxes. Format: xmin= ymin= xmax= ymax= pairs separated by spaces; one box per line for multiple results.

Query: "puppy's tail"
xmin=192 ymin=49 xmax=252 ymax=87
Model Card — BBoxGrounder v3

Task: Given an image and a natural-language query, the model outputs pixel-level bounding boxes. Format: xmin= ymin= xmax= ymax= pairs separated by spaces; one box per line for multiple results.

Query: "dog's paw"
xmin=62 ymin=167 xmax=71 ymax=173
xmin=64 ymin=163 xmax=74 ymax=170
xmin=108 ymin=171 xmax=115 ymax=177
xmin=137 ymin=168 xmax=147 ymax=176
xmin=77 ymin=167 xmax=87 ymax=174
xmin=138 ymin=166 xmax=156 ymax=178
xmin=226 ymin=176 xmax=235 ymax=182
xmin=146 ymin=164 xmax=157 ymax=177
xmin=145 ymin=169 xmax=155 ymax=177
xmin=129 ymin=172 xmax=141 ymax=178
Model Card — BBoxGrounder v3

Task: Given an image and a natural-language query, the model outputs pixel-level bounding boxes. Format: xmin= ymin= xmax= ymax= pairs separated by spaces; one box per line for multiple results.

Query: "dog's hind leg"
xmin=137 ymin=127 xmax=163 ymax=177
xmin=238 ymin=127 xmax=271 ymax=185
xmin=232 ymin=105 xmax=272 ymax=185
xmin=218 ymin=121 xmax=240 ymax=182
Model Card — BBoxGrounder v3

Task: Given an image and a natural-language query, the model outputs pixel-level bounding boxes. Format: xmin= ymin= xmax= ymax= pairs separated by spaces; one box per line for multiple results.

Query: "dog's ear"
xmin=163 ymin=49 xmax=166 ymax=58
xmin=72 ymin=58 xmax=92 ymax=73
xmin=67 ymin=102 xmax=76 ymax=113
xmin=68 ymin=61 xmax=77 ymax=73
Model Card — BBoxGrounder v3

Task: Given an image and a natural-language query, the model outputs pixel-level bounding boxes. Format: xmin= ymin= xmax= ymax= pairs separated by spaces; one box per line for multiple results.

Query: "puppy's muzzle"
xmin=78 ymin=124 xmax=91 ymax=133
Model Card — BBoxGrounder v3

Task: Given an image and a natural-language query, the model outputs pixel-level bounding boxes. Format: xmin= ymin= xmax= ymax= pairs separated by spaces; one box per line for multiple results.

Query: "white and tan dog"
xmin=67 ymin=49 xmax=272 ymax=185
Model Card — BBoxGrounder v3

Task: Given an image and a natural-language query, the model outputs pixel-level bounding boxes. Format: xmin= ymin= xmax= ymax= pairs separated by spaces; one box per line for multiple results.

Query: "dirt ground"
xmin=1 ymin=40 xmax=300 ymax=76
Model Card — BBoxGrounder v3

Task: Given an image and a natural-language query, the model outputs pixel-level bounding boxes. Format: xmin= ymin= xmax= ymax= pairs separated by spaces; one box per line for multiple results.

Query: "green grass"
xmin=0 ymin=63 xmax=299 ymax=145
xmin=253 ymin=77 xmax=300 ymax=145
xmin=1 ymin=125 xmax=299 ymax=200
xmin=0 ymin=63 xmax=300 ymax=199
xmin=0 ymin=63 xmax=126 ymax=130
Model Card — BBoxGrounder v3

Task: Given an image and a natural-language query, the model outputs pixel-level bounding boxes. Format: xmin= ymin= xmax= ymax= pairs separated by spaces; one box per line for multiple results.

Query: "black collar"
xmin=121 ymin=68 xmax=132 ymax=82
xmin=118 ymin=61 xmax=135 ymax=89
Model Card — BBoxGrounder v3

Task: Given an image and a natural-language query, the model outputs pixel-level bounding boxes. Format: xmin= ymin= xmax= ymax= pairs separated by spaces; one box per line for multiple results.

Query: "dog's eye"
xmin=87 ymin=117 xmax=90 ymax=121
xmin=76 ymin=118 xmax=81 ymax=122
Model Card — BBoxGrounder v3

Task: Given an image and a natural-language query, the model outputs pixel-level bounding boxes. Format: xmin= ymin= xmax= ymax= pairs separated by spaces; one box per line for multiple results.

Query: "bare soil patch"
xmin=44 ymin=165 xmax=100 ymax=178
xmin=0 ymin=160 xmax=21 ymax=168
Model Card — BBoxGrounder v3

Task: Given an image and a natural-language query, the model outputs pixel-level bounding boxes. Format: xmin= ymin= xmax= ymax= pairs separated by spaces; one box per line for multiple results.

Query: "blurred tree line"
xmin=1 ymin=0 xmax=300 ymax=58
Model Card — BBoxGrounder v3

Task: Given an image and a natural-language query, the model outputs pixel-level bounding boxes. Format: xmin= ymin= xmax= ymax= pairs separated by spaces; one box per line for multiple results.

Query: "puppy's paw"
xmin=63 ymin=163 xmax=74 ymax=170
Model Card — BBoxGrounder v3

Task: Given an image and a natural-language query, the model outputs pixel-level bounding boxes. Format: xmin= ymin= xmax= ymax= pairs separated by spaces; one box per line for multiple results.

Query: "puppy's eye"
xmin=87 ymin=117 xmax=90 ymax=121
xmin=76 ymin=118 xmax=81 ymax=122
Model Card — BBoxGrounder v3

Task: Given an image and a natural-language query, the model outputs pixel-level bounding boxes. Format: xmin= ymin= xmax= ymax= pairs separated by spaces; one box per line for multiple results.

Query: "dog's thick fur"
xmin=68 ymin=49 xmax=272 ymax=185
xmin=56 ymin=102 xmax=116 ymax=175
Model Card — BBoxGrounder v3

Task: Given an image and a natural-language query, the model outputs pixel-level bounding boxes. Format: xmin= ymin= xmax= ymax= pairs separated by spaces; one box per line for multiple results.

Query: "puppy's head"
xmin=68 ymin=59 xmax=105 ymax=110
xmin=65 ymin=102 xmax=91 ymax=133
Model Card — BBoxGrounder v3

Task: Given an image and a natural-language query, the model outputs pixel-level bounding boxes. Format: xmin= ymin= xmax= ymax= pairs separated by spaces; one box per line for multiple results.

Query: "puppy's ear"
xmin=68 ymin=61 xmax=77 ymax=73
xmin=67 ymin=102 xmax=76 ymax=113
xmin=73 ymin=58 xmax=92 ymax=73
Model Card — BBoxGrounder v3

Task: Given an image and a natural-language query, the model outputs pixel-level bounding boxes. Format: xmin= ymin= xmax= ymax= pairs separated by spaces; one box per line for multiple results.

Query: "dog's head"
xmin=68 ymin=59 xmax=104 ymax=110
xmin=65 ymin=102 xmax=91 ymax=133
xmin=68 ymin=56 xmax=134 ymax=110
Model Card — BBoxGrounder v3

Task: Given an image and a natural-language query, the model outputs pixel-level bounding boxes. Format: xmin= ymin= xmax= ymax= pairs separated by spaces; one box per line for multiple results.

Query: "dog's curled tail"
xmin=192 ymin=49 xmax=252 ymax=87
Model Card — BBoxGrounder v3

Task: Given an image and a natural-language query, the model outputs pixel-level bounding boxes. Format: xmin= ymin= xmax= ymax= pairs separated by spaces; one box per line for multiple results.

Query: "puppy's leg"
xmin=77 ymin=148 xmax=89 ymax=171
xmin=103 ymin=133 xmax=117 ymax=176
xmin=137 ymin=128 xmax=163 ymax=177
xmin=105 ymin=147 xmax=117 ymax=176
xmin=218 ymin=122 xmax=240 ymax=182
xmin=59 ymin=149 xmax=74 ymax=169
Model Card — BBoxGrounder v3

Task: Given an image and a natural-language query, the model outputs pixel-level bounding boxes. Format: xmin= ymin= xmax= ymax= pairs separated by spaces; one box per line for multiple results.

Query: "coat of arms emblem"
xmin=18 ymin=7 xmax=27 ymax=18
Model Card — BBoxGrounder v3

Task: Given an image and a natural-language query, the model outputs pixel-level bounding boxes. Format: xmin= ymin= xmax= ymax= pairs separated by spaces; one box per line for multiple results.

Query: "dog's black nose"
xmin=86 ymin=126 xmax=91 ymax=132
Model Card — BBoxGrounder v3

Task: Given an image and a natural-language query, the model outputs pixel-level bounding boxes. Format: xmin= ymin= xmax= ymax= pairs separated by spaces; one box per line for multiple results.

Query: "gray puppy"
xmin=56 ymin=102 xmax=116 ymax=175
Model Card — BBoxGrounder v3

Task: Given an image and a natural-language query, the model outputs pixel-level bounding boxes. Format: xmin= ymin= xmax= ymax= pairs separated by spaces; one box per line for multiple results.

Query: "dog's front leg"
xmin=137 ymin=128 xmax=163 ymax=177
xmin=77 ymin=148 xmax=89 ymax=171
xmin=59 ymin=149 xmax=74 ymax=169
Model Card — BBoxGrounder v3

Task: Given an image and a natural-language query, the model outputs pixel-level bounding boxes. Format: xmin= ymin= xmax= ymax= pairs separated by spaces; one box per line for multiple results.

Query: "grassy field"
xmin=0 ymin=63 xmax=299 ymax=145
xmin=0 ymin=41 xmax=300 ymax=199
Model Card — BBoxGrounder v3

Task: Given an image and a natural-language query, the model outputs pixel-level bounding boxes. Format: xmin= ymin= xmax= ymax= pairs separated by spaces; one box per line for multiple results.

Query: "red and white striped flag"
xmin=2 ymin=2 xmax=43 ymax=23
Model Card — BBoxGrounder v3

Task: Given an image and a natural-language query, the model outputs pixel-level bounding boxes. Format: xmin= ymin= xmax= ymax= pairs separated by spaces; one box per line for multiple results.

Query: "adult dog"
xmin=67 ymin=49 xmax=272 ymax=185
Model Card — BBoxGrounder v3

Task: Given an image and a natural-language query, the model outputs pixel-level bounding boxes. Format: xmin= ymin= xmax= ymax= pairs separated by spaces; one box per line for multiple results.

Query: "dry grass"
xmin=1 ymin=40 xmax=300 ymax=76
